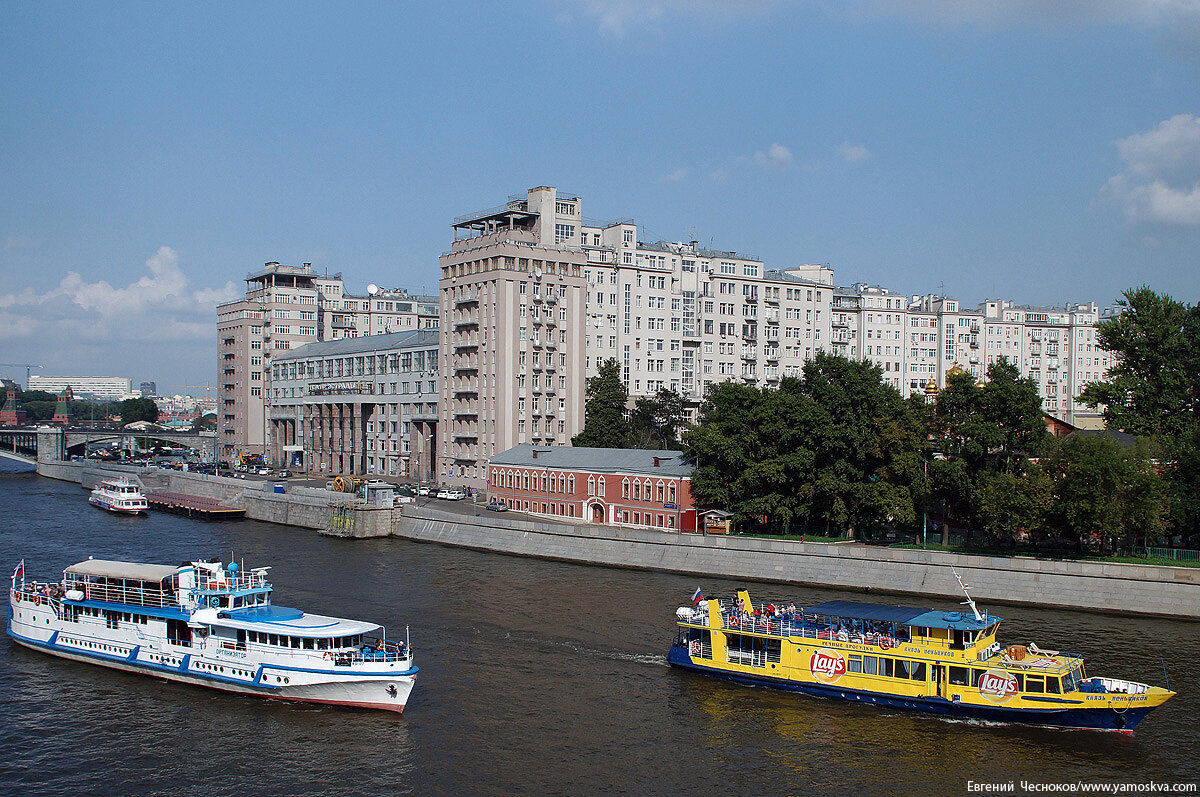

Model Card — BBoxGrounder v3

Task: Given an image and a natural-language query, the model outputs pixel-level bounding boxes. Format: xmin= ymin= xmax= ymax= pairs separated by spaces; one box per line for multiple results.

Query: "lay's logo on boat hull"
xmin=978 ymin=669 xmax=1019 ymax=704
xmin=809 ymin=648 xmax=847 ymax=683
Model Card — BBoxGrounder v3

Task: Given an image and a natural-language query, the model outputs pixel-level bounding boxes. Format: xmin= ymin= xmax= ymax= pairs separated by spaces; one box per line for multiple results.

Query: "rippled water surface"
xmin=1 ymin=465 xmax=1197 ymax=795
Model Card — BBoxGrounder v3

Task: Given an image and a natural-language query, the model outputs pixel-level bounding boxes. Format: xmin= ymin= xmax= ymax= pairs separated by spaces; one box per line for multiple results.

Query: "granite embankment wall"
xmin=36 ymin=460 xmax=388 ymax=537
xmin=395 ymin=506 xmax=1200 ymax=620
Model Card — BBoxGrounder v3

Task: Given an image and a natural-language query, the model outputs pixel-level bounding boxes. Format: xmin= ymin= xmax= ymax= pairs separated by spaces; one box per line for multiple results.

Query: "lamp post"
xmin=922 ymin=456 xmax=928 ymax=550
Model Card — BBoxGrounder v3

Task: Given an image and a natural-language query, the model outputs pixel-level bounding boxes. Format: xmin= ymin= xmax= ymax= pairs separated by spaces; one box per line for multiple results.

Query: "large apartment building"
xmin=437 ymin=187 xmax=588 ymax=489
xmin=27 ymin=376 xmax=134 ymax=402
xmin=217 ymin=262 xmax=343 ymax=460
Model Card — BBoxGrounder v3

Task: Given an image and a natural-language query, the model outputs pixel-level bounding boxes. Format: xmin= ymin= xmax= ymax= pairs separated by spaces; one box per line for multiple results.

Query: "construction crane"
xmin=0 ymin=363 xmax=43 ymax=389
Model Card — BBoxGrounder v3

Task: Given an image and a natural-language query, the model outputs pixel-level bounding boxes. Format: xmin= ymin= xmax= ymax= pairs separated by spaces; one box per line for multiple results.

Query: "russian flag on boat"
xmin=12 ymin=560 xmax=23 ymax=582
xmin=691 ymin=587 xmax=704 ymax=607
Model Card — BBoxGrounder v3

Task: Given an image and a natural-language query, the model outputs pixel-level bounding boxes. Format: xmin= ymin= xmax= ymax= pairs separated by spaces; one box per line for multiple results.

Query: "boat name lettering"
xmin=217 ymin=649 xmax=248 ymax=659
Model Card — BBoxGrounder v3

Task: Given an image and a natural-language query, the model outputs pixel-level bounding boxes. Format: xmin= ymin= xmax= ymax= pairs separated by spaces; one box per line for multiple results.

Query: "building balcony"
xmin=545 ymin=293 xmax=557 ymax=305
xmin=763 ymin=349 xmax=779 ymax=361
xmin=764 ymin=295 xmax=779 ymax=304
xmin=545 ymin=316 xmax=556 ymax=327
xmin=454 ymin=293 xmax=480 ymax=307
xmin=453 ymin=316 xmax=479 ymax=330
xmin=453 ymin=358 xmax=480 ymax=372
xmin=532 ymin=291 xmax=544 ymax=303
xmin=531 ymin=361 xmax=543 ymax=371
xmin=454 ymin=334 xmax=480 ymax=350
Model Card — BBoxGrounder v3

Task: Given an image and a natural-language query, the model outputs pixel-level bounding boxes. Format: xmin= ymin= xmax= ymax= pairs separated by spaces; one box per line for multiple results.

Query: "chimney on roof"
xmin=532 ymin=449 xmax=538 ymax=459
xmin=653 ymin=456 xmax=661 ymax=467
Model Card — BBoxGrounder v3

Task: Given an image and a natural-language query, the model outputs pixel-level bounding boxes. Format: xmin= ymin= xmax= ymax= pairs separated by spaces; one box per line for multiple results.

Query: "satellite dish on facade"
xmin=367 ymin=283 xmax=379 ymax=295
xmin=533 ymin=265 xmax=542 ymax=280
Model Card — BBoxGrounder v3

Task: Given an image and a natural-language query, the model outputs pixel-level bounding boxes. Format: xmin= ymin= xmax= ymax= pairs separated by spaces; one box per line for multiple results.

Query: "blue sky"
xmin=2 ymin=1 xmax=1198 ymax=394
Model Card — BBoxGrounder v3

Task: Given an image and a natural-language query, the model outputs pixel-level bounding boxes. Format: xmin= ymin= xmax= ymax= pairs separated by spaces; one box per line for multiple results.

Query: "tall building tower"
xmin=438 ymin=186 xmax=587 ymax=490
xmin=216 ymin=262 xmax=340 ymax=462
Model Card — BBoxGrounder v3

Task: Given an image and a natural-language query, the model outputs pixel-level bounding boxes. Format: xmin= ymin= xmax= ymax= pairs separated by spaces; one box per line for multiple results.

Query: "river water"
xmin=0 ymin=464 xmax=1196 ymax=795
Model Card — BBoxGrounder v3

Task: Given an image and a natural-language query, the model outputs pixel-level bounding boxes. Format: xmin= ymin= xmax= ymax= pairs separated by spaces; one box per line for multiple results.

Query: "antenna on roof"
xmin=952 ymin=566 xmax=984 ymax=622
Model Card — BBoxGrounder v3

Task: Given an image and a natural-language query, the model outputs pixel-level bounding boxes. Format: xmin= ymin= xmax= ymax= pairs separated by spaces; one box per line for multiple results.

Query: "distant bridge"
xmin=0 ymin=426 xmax=217 ymax=465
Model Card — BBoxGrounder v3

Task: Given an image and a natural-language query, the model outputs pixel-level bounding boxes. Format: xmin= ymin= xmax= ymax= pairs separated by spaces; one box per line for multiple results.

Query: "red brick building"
xmin=487 ymin=444 xmax=697 ymax=532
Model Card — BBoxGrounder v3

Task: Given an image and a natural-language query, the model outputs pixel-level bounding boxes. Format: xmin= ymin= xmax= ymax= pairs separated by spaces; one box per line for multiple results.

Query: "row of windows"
xmin=245 ymin=631 xmax=363 ymax=651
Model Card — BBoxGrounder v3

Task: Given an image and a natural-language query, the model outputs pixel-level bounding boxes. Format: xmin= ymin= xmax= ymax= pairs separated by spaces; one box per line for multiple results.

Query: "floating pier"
xmin=144 ymin=492 xmax=245 ymax=520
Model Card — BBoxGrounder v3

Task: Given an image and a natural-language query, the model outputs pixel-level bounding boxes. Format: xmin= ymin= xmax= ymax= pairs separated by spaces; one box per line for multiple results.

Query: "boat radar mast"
xmin=952 ymin=566 xmax=985 ymax=622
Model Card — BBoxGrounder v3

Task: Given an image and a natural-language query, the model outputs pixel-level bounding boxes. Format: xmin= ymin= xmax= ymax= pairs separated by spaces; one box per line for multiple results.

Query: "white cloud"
xmin=837 ymin=142 xmax=872 ymax=163
xmin=745 ymin=142 xmax=795 ymax=168
xmin=4 ymin=235 xmax=36 ymax=251
xmin=709 ymin=168 xmax=729 ymax=184
xmin=1102 ymin=114 xmax=1200 ymax=226
xmin=0 ymin=247 xmax=239 ymax=377
xmin=658 ymin=167 xmax=689 ymax=183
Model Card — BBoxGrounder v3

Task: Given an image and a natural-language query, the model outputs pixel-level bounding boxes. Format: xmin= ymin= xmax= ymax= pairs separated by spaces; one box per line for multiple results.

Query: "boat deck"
xmin=144 ymin=492 xmax=245 ymax=519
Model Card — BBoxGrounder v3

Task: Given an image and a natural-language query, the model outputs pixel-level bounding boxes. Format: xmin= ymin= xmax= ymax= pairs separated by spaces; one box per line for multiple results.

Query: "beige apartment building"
xmin=438 ymin=187 xmax=589 ymax=489
xmin=217 ymin=262 xmax=343 ymax=461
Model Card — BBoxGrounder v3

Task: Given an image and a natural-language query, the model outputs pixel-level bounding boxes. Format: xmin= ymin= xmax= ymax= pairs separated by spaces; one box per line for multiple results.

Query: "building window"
xmin=555 ymin=224 xmax=575 ymax=244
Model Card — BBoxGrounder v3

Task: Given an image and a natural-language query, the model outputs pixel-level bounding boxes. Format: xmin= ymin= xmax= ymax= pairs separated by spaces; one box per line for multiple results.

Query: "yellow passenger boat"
xmin=668 ymin=583 xmax=1174 ymax=733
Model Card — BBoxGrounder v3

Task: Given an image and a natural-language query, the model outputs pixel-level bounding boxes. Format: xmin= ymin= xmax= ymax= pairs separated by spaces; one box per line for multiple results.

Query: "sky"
xmin=1 ymin=1 xmax=1198 ymax=395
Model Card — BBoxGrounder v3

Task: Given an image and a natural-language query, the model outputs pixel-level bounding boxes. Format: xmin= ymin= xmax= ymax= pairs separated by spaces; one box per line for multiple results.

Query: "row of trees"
xmin=682 ymin=353 xmax=1171 ymax=552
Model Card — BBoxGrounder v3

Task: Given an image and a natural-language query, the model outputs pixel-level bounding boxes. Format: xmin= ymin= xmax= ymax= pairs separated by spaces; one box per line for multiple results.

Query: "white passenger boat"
xmin=88 ymin=478 xmax=148 ymax=514
xmin=8 ymin=558 xmax=417 ymax=713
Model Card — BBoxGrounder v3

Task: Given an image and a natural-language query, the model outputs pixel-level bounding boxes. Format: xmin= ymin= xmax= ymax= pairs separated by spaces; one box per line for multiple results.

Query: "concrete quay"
xmin=34 ymin=459 xmax=1200 ymax=619
xmin=393 ymin=505 xmax=1200 ymax=621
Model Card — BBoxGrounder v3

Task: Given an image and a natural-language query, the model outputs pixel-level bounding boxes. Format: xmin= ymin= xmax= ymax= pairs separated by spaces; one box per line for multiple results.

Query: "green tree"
xmin=975 ymin=468 xmax=1052 ymax=549
xmin=120 ymin=397 xmax=159 ymax=425
xmin=628 ymin=388 xmax=688 ymax=450
xmin=1078 ymin=288 xmax=1200 ymax=544
xmin=799 ymin=353 xmax=921 ymax=537
xmin=571 ymin=358 xmax=630 ymax=448
xmin=1078 ymin=287 xmax=1200 ymax=440
xmin=1043 ymin=434 xmax=1169 ymax=553
xmin=683 ymin=379 xmax=818 ymax=526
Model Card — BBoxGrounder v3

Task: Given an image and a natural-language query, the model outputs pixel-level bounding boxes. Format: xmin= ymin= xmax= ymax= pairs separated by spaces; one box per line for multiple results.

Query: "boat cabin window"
xmin=1024 ymin=675 xmax=1045 ymax=694
xmin=899 ymin=660 xmax=926 ymax=681
xmin=1046 ymin=677 xmax=1060 ymax=694
xmin=304 ymin=638 xmax=314 ymax=649
xmin=317 ymin=638 xmax=329 ymax=650
xmin=949 ymin=666 xmax=970 ymax=686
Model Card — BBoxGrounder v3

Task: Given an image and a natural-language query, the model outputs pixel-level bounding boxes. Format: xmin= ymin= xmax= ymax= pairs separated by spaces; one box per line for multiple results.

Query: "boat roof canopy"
xmin=65 ymin=560 xmax=178 ymax=583
xmin=803 ymin=600 xmax=998 ymax=631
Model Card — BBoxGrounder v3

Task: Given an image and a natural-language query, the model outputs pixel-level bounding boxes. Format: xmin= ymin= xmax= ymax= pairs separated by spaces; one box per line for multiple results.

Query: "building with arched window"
xmin=487 ymin=444 xmax=696 ymax=531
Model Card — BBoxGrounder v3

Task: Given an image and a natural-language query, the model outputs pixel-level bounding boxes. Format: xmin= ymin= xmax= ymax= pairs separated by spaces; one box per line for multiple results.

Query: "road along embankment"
xmin=394 ymin=505 xmax=1200 ymax=620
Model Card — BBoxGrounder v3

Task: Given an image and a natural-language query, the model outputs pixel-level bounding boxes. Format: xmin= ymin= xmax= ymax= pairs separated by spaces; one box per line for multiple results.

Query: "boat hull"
xmin=8 ymin=623 xmax=415 ymax=714
xmin=666 ymin=645 xmax=1155 ymax=733
xmin=88 ymin=497 xmax=146 ymax=515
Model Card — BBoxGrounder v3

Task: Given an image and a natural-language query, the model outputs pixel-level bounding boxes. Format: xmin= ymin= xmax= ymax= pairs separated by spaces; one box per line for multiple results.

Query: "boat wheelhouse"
xmin=88 ymin=478 xmax=148 ymax=515
xmin=8 ymin=558 xmax=416 ymax=713
xmin=668 ymin=588 xmax=1173 ymax=733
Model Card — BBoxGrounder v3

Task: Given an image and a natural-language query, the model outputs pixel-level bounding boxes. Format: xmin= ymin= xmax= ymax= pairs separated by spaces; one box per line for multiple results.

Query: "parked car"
xmin=394 ymin=495 xmax=415 ymax=506
xmin=275 ymin=470 xmax=292 ymax=478
xmin=437 ymin=488 xmax=467 ymax=500
xmin=417 ymin=486 xmax=432 ymax=496
xmin=485 ymin=500 xmax=508 ymax=512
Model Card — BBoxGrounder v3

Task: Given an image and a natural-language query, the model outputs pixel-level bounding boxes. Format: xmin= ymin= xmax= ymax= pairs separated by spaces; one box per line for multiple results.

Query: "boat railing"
xmin=678 ymin=603 xmax=909 ymax=649
xmin=193 ymin=573 xmax=270 ymax=593
xmin=65 ymin=580 xmax=175 ymax=609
